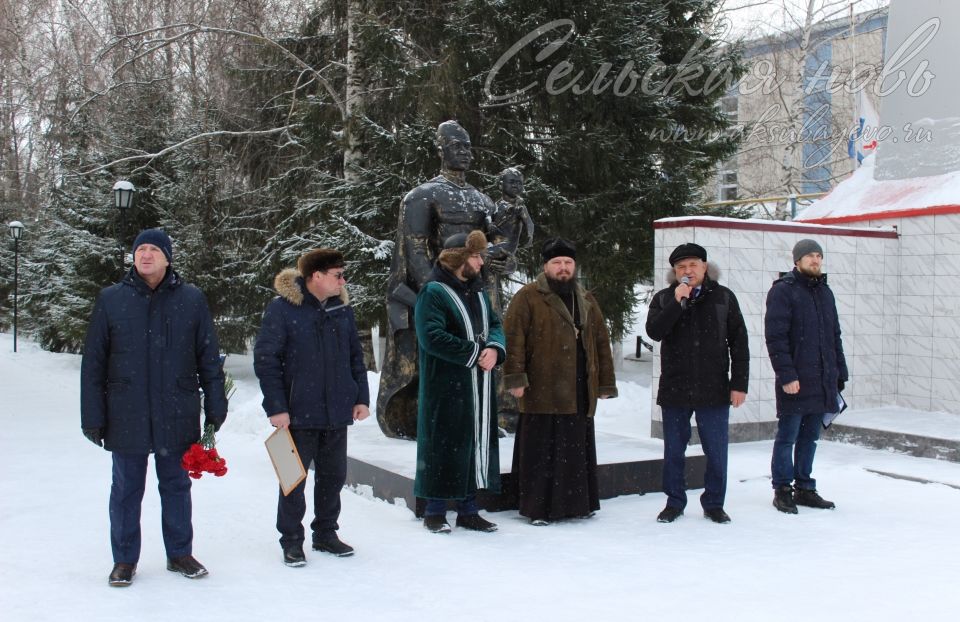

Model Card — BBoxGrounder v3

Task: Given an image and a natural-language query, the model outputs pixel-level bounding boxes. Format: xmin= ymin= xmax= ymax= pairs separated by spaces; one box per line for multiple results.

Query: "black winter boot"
xmin=456 ymin=513 xmax=498 ymax=532
xmin=166 ymin=555 xmax=208 ymax=579
xmin=773 ymin=485 xmax=798 ymax=514
xmin=282 ymin=545 xmax=306 ymax=567
xmin=423 ymin=515 xmax=452 ymax=533
xmin=108 ymin=563 xmax=136 ymax=587
xmin=794 ymin=488 xmax=836 ymax=509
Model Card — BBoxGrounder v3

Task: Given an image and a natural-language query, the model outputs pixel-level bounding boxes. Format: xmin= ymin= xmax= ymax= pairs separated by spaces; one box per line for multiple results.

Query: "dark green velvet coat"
xmin=413 ymin=278 xmax=506 ymax=500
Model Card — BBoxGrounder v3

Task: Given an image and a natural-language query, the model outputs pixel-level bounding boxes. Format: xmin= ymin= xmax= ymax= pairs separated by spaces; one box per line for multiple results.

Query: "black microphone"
xmin=679 ymin=276 xmax=691 ymax=310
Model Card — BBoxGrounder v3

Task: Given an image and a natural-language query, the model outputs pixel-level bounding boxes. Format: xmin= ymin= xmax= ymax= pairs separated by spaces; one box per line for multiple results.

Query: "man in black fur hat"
xmin=254 ymin=248 xmax=370 ymax=566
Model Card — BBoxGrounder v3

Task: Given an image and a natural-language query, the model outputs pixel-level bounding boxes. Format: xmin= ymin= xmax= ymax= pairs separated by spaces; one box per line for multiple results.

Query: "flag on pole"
xmin=847 ymin=90 xmax=880 ymax=165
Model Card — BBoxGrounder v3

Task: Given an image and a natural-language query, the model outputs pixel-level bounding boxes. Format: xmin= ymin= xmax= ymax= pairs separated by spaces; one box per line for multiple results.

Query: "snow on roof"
xmin=797 ymin=154 xmax=960 ymax=224
xmin=655 ymin=214 xmax=895 ymax=235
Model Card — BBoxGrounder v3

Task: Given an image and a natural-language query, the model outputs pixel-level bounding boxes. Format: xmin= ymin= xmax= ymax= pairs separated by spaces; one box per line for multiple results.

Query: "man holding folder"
xmin=254 ymin=248 xmax=370 ymax=566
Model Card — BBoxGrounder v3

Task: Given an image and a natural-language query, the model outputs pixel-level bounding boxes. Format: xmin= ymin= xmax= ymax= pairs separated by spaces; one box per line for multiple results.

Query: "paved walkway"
xmin=824 ymin=408 xmax=960 ymax=462
xmin=620 ymin=354 xmax=960 ymax=462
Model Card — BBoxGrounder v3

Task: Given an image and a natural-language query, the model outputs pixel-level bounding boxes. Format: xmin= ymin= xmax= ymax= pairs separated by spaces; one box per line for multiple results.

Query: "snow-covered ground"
xmin=2 ymin=333 xmax=959 ymax=621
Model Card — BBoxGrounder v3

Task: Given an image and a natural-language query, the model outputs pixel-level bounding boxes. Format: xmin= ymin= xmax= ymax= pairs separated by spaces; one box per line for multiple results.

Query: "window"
xmin=717 ymin=157 xmax=738 ymax=202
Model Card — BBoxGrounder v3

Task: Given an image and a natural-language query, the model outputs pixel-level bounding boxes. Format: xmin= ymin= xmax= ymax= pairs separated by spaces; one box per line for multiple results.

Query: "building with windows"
xmin=711 ymin=8 xmax=888 ymax=205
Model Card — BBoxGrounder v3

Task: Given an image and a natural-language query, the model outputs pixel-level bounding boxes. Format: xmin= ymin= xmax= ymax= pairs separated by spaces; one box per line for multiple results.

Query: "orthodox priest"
xmin=414 ymin=231 xmax=506 ymax=534
xmin=377 ymin=120 xmax=510 ymax=439
xmin=503 ymin=238 xmax=618 ymax=525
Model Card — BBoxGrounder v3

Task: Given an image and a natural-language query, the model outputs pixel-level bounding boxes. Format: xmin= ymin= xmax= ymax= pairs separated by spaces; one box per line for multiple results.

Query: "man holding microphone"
xmin=646 ymin=243 xmax=749 ymax=524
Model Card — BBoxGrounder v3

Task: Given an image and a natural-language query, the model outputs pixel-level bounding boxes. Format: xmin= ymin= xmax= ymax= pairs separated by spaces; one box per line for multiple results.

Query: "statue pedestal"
xmin=345 ymin=425 xmax=706 ymax=516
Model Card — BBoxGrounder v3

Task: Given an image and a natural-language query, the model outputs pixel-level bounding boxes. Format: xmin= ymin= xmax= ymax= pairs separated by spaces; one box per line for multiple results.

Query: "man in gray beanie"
xmin=765 ymin=239 xmax=847 ymax=514
xmin=792 ymin=238 xmax=823 ymax=264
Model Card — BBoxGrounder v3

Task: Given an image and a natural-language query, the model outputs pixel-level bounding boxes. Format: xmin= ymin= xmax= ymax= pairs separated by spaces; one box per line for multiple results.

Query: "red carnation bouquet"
xmin=181 ymin=424 xmax=228 ymax=479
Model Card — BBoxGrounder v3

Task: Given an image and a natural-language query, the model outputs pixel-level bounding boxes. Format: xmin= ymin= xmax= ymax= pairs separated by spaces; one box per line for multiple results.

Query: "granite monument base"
xmin=345 ymin=431 xmax=706 ymax=516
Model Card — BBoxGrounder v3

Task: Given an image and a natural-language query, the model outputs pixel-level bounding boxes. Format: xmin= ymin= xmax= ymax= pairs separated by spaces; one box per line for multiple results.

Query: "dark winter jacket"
xmin=764 ymin=268 xmax=848 ymax=416
xmin=253 ymin=268 xmax=369 ymax=429
xmin=503 ymin=273 xmax=618 ymax=416
xmin=646 ymin=267 xmax=749 ymax=407
xmin=80 ymin=267 xmax=227 ymax=455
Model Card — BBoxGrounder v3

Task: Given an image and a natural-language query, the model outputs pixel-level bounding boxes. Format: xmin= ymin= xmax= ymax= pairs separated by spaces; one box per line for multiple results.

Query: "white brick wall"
xmin=651 ymin=217 xmax=903 ymax=435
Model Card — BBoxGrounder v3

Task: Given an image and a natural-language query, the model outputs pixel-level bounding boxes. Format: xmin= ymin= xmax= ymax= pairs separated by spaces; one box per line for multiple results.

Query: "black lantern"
xmin=112 ymin=181 xmax=135 ymax=269
xmin=113 ymin=180 xmax=135 ymax=211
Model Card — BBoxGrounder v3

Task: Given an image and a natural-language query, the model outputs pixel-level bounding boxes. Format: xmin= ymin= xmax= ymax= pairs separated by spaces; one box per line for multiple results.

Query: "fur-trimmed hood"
xmin=665 ymin=261 xmax=721 ymax=285
xmin=273 ymin=267 xmax=350 ymax=307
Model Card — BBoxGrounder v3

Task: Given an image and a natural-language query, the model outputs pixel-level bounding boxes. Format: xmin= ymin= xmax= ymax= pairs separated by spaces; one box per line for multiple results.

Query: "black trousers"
xmin=276 ymin=427 xmax=348 ymax=547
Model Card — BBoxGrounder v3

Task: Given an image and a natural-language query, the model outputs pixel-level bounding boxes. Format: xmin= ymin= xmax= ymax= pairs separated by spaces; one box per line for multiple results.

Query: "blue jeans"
xmin=771 ymin=413 xmax=823 ymax=490
xmin=424 ymin=495 xmax=479 ymax=517
xmin=661 ymin=405 xmax=729 ymax=510
xmin=110 ymin=452 xmax=193 ymax=564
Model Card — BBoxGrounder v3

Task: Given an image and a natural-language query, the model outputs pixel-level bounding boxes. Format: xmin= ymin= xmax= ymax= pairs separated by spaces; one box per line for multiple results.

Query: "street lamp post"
xmin=113 ymin=180 xmax=135 ymax=269
xmin=8 ymin=220 xmax=23 ymax=353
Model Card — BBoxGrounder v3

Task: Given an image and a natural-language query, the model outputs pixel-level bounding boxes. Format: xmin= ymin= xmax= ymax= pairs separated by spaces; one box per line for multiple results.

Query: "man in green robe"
xmin=414 ymin=230 xmax=506 ymax=534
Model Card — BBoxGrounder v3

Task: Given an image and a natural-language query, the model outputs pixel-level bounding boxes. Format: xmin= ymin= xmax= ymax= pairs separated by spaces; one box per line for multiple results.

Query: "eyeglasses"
xmin=325 ymin=270 xmax=347 ymax=281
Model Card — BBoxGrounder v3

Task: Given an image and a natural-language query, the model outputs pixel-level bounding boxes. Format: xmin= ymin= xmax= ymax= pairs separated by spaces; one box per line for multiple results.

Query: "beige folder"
xmin=265 ymin=427 xmax=307 ymax=496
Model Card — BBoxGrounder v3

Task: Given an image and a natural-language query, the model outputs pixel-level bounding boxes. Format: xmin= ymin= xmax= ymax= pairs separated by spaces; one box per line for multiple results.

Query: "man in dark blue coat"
xmin=81 ymin=228 xmax=227 ymax=587
xmin=765 ymin=239 xmax=848 ymax=514
xmin=254 ymin=248 xmax=370 ymax=567
xmin=646 ymin=243 xmax=749 ymax=525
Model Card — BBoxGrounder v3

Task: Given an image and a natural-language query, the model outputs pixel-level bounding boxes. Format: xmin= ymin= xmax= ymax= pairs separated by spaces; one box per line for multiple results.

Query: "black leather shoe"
xmin=108 ymin=563 xmax=136 ymax=587
xmin=455 ymin=513 xmax=498 ymax=532
xmin=703 ymin=507 xmax=731 ymax=523
xmin=282 ymin=545 xmax=306 ymax=567
xmin=166 ymin=555 xmax=208 ymax=579
xmin=794 ymin=488 xmax=836 ymax=509
xmin=312 ymin=536 xmax=354 ymax=557
xmin=423 ymin=515 xmax=452 ymax=533
xmin=657 ymin=506 xmax=684 ymax=523
xmin=773 ymin=485 xmax=799 ymax=514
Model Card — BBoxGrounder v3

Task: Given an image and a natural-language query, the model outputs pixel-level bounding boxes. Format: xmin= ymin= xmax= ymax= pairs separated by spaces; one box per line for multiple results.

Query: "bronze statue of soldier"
xmin=378 ymin=121 xmax=506 ymax=439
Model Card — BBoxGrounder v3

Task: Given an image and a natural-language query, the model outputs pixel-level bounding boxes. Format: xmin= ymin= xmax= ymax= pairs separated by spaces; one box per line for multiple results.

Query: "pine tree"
xmin=429 ymin=0 xmax=745 ymax=338
xmin=22 ymin=75 xmax=177 ymax=351
xmin=22 ymin=102 xmax=127 ymax=352
xmin=16 ymin=0 xmax=743 ymax=353
xmin=232 ymin=0 xmax=744 ymax=341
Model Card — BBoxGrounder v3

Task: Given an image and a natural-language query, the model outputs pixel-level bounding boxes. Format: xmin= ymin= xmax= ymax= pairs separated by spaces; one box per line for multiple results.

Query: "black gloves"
xmin=838 ymin=379 xmax=845 ymax=392
xmin=205 ymin=418 xmax=224 ymax=432
xmin=83 ymin=428 xmax=104 ymax=447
